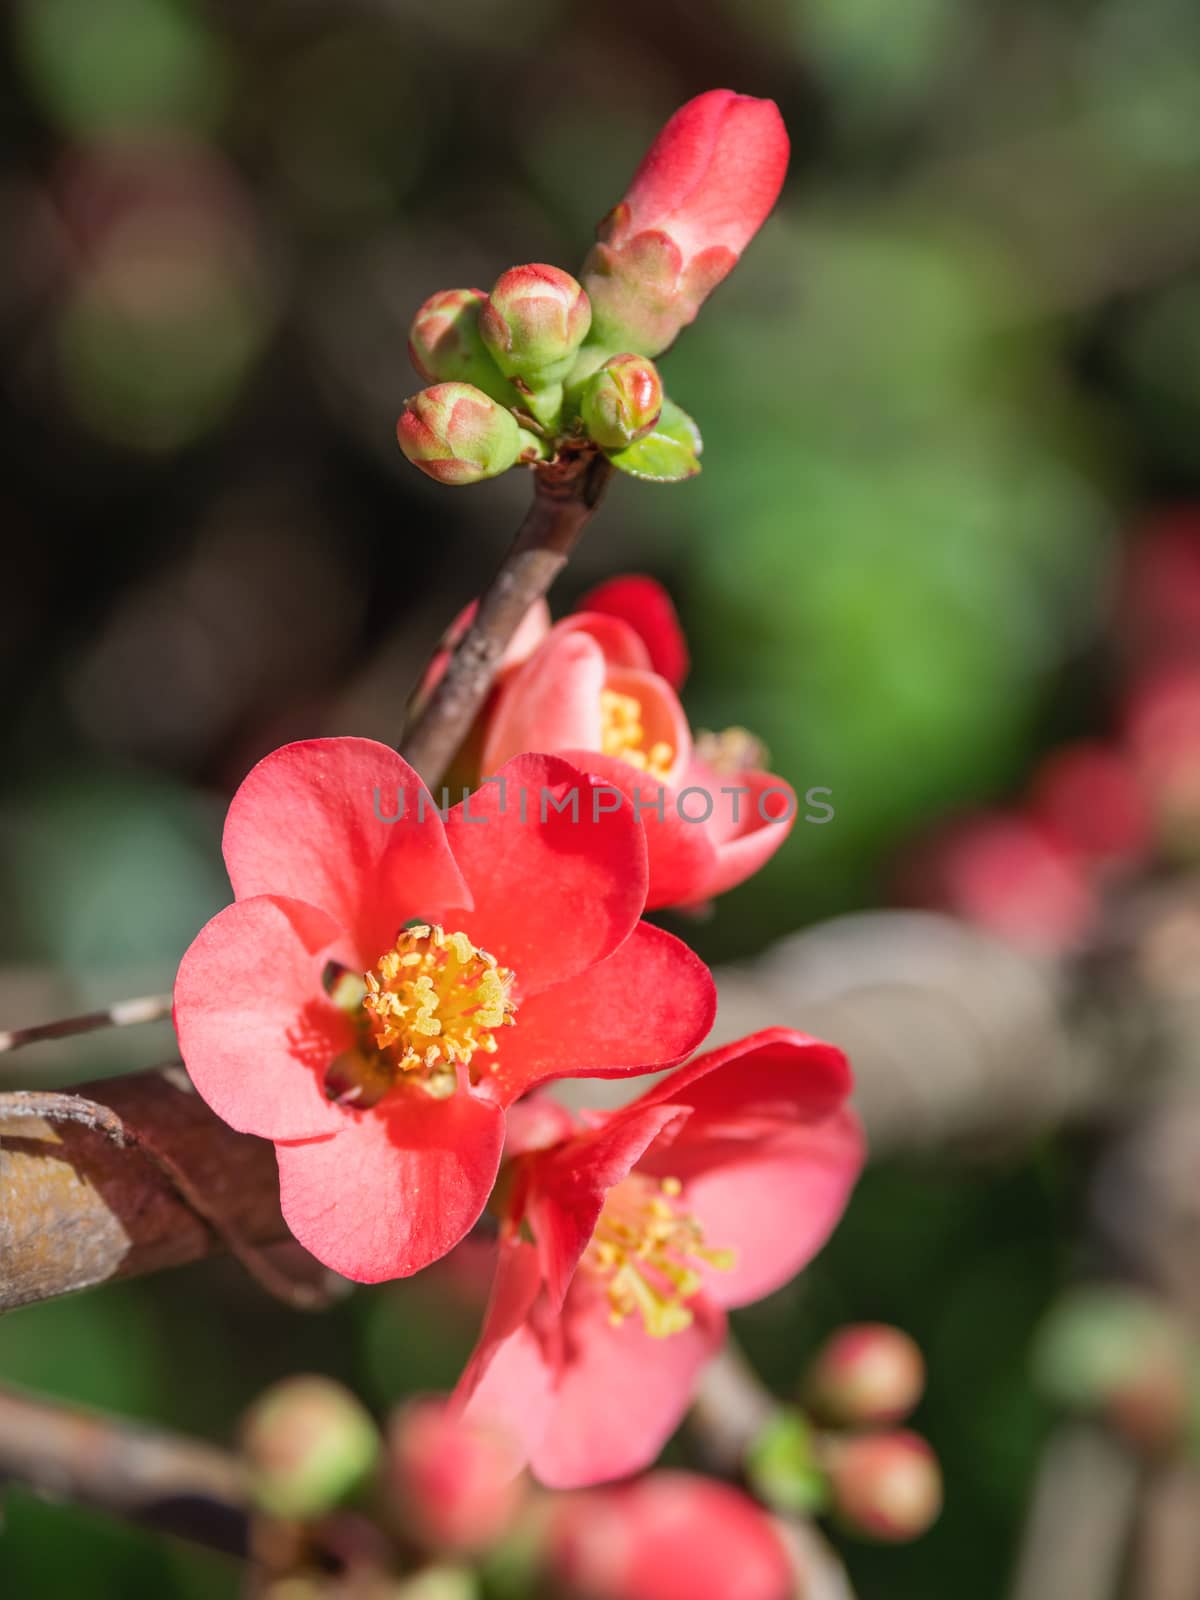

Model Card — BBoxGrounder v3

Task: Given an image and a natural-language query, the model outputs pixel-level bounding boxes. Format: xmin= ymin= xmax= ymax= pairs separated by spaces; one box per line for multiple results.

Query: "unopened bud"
xmin=1034 ymin=1287 xmax=1192 ymax=1453
xmin=479 ymin=265 xmax=591 ymax=386
xmin=239 ymin=1376 xmax=379 ymax=1520
xmin=827 ymin=1431 xmax=942 ymax=1542
xmin=580 ymin=353 xmax=663 ymax=450
xmin=408 ymin=288 xmax=515 ymax=407
xmin=397 ymin=383 xmax=524 ymax=485
xmin=387 ymin=1398 xmax=524 ymax=1556
xmin=806 ymin=1324 xmax=926 ymax=1428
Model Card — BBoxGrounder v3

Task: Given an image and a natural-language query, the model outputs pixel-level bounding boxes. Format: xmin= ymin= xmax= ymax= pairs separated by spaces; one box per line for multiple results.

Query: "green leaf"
xmin=606 ymin=396 xmax=702 ymax=482
xmin=745 ymin=1408 xmax=830 ymax=1516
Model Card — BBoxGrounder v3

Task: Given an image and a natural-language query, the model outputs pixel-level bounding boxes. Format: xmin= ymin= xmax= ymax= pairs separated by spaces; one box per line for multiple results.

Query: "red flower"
xmin=174 ymin=739 xmax=716 ymax=1283
xmin=547 ymin=1471 xmax=794 ymax=1600
xmin=452 ymin=1029 xmax=863 ymax=1488
xmin=478 ymin=579 xmax=795 ymax=909
xmin=581 ymin=89 xmax=790 ymax=357
xmin=898 ymin=811 xmax=1096 ymax=954
xmin=1027 ymin=740 xmax=1149 ymax=871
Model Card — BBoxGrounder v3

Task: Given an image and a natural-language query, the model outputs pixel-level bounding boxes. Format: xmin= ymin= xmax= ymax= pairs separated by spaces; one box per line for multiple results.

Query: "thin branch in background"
xmin=398 ymin=450 xmax=613 ymax=785
xmin=0 ymin=1382 xmax=251 ymax=1557
xmin=0 ymin=993 xmax=173 ymax=1056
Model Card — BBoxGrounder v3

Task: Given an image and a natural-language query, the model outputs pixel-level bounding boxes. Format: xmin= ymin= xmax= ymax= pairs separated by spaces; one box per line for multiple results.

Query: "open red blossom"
xmin=173 ymin=739 xmax=716 ymax=1283
xmin=453 ymin=1029 xmax=863 ymax=1488
xmin=479 ymin=579 xmax=794 ymax=909
xmin=548 ymin=1472 xmax=794 ymax=1600
xmin=581 ymin=89 xmax=790 ymax=357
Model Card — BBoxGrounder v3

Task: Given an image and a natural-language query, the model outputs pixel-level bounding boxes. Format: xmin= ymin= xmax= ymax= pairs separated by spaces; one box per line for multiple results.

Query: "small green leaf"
xmin=745 ymin=1408 xmax=830 ymax=1516
xmin=606 ymin=396 xmax=702 ymax=482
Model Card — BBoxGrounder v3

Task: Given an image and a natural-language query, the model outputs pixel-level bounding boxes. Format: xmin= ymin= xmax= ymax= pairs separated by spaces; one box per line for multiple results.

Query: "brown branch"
xmin=398 ymin=449 xmax=613 ymax=785
xmin=1 ymin=1067 xmax=292 ymax=1313
xmin=0 ymin=1382 xmax=250 ymax=1556
xmin=0 ymin=993 xmax=172 ymax=1055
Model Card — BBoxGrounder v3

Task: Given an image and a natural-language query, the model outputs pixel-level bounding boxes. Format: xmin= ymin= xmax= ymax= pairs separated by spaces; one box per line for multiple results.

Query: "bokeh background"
xmin=3 ymin=0 xmax=1200 ymax=1593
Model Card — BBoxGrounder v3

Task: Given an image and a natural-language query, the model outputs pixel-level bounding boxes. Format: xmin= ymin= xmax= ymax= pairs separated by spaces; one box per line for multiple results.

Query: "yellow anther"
xmin=600 ymin=688 xmax=675 ymax=781
xmin=585 ymin=1175 xmax=735 ymax=1339
xmin=362 ymin=923 xmax=516 ymax=1079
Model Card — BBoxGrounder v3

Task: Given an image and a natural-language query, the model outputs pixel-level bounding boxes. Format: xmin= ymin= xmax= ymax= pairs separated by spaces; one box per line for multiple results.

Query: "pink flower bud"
xmin=239 ymin=1376 xmax=380 ymax=1520
xmin=1125 ymin=665 xmax=1200 ymax=856
xmin=1028 ymin=741 xmax=1150 ymax=871
xmin=826 ymin=1431 xmax=943 ymax=1543
xmin=580 ymin=353 xmax=664 ymax=449
xmin=397 ymin=382 xmax=524 ymax=485
xmin=408 ymin=287 xmax=515 ymax=407
xmin=478 ymin=264 xmax=591 ymax=384
xmin=387 ymin=1398 xmax=525 ymax=1556
xmin=548 ymin=1472 xmax=793 ymax=1600
xmin=898 ymin=812 xmax=1096 ymax=954
xmin=581 ymin=89 xmax=789 ymax=357
xmin=807 ymin=1324 xmax=926 ymax=1428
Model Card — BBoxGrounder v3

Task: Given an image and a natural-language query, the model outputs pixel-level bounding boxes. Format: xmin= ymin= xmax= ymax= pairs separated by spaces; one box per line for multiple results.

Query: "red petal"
xmin=557 ymin=612 xmax=653 ymax=672
xmin=530 ymin=1277 xmax=725 ymax=1489
xmin=635 ymin=1029 xmax=863 ymax=1307
xmin=174 ymin=894 xmax=351 ymax=1140
xmin=483 ymin=923 xmax=716 ymax=1105
xmin=577 ymin=576 xmax=690 ymax=688
xmin=559 ymin=750 xmax=719 ymax=910
xmin=526 ymin=1102 xmax=691 ymax=1309
xmin=618 ymin=90 xmax=790 ymax=264
xmin=695 ymin=765 xmax=797 ymax=900
xmin=444 ymin=754 xmax=648 ymax=995
xmin=480 ymin=631 xmax=607 ymax=776
xmin=453 ymin=1239 xmax=559 ymax=1469
xmin=222 ymin=738 xmax=471 ymax=964
xmin=275 ymin=1081 xmax=505 ymax=1281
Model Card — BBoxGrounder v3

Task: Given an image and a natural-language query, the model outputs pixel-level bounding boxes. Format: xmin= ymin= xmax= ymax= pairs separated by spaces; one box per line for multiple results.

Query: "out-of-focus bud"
xmin=478 ymin=265 xmax=591 ymax=387
xmin=897 ymin=812 xmax=1096 ymax=955
xmin=1121 ymin=509 xmax=1200 ymax=665
xmin=408 ymin=288 xmax=516 ymax=408
xmin=397 ymin=383 xmax=525 ymax=486
xmin=1125 ymin=666 xmax=1200 ymax=858
xmin=825 ymin=1431 xmax=942 ymax=1542
xmin=547 ymin=1472 xmax=793 ymax=1600
xmin=580 ymin=89 xmax=789 ymax=358
xmin=393 ymin=1570 xmax=480 ymax=1600
xmin=239 ymin=1376 xmax=380 ymax=1520
xmin=806 ymin=1324 xmax=926 ymax=1428
xmin=386 ymin=1398 xmax=525 ymax=1556
xmin=1034 ymin=1287 xmax=1192 ymax=1454
xmin=580 ymin=353 xmax=663 ymax=450
xmin=1028 ymin=741 xmax=1150 ymax=871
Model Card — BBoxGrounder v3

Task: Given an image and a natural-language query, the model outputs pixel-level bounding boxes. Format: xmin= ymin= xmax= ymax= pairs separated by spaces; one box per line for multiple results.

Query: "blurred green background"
xmin=1 ymin=0 xmax=1198 ymax=1593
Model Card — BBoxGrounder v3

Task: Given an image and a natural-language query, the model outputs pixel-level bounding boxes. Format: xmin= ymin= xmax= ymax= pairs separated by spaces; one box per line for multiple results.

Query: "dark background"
xmin=2 ymin=0 xmax=1199 ymax=1593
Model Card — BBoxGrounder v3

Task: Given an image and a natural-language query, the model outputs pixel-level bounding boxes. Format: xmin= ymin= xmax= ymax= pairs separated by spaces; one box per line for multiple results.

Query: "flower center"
xmin=584 ymin=1175 xmax=734 ymax=1339
xmin=362 ymin=923 xmax=516 ymax=1077
xmin=600 ymin=688 xmax=674 ymax=781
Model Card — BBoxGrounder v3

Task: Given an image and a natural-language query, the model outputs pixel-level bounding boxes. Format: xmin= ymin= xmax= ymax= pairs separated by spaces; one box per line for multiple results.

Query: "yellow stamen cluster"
xmin=694 ymin=725 xmax=767 ymax=776
xmin=586 ymin=1175 xmax=735 ymax=1339
xmin=600 ymin=688 xmax=674 ymax=780
xmin=362 ymin=924 xmax=516 ymax=1080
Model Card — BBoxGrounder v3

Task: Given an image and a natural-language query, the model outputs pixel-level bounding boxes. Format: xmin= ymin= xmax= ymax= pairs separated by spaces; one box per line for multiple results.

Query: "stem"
xmin=0 ymin=1383 xmax=251 ymax=1557
xmin=399 ymin=450 xmax=613 ymax=786
xmin=0 ymin=994 xmax=172 ymax=1056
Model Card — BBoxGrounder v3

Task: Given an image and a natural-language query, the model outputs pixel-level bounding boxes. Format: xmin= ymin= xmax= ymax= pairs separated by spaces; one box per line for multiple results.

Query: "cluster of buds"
xmin=239 ymin=1380 xmax=531 ymax=1595
xmin=747 ymin=1323 xmax=943 ymax=1543
xmin=395 ymin=90 xmax=789 ymax=488
xmin=896 ymin=508 xmax=1200 ymax=955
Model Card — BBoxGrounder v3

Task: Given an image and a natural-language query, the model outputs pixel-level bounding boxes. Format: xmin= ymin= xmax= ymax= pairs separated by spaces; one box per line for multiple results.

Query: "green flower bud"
xmin=397 ymin=383 xmax=524 ymax=486
xmin=478 ymin=265 xmax=591 ymax=387
xmin=239 ymin=1376 xmax=379 ymax=1520
xmin=580 ymin=352 xmax=663 ymax=450
xmin=408 ymin=288 xmax=516 ymax=407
